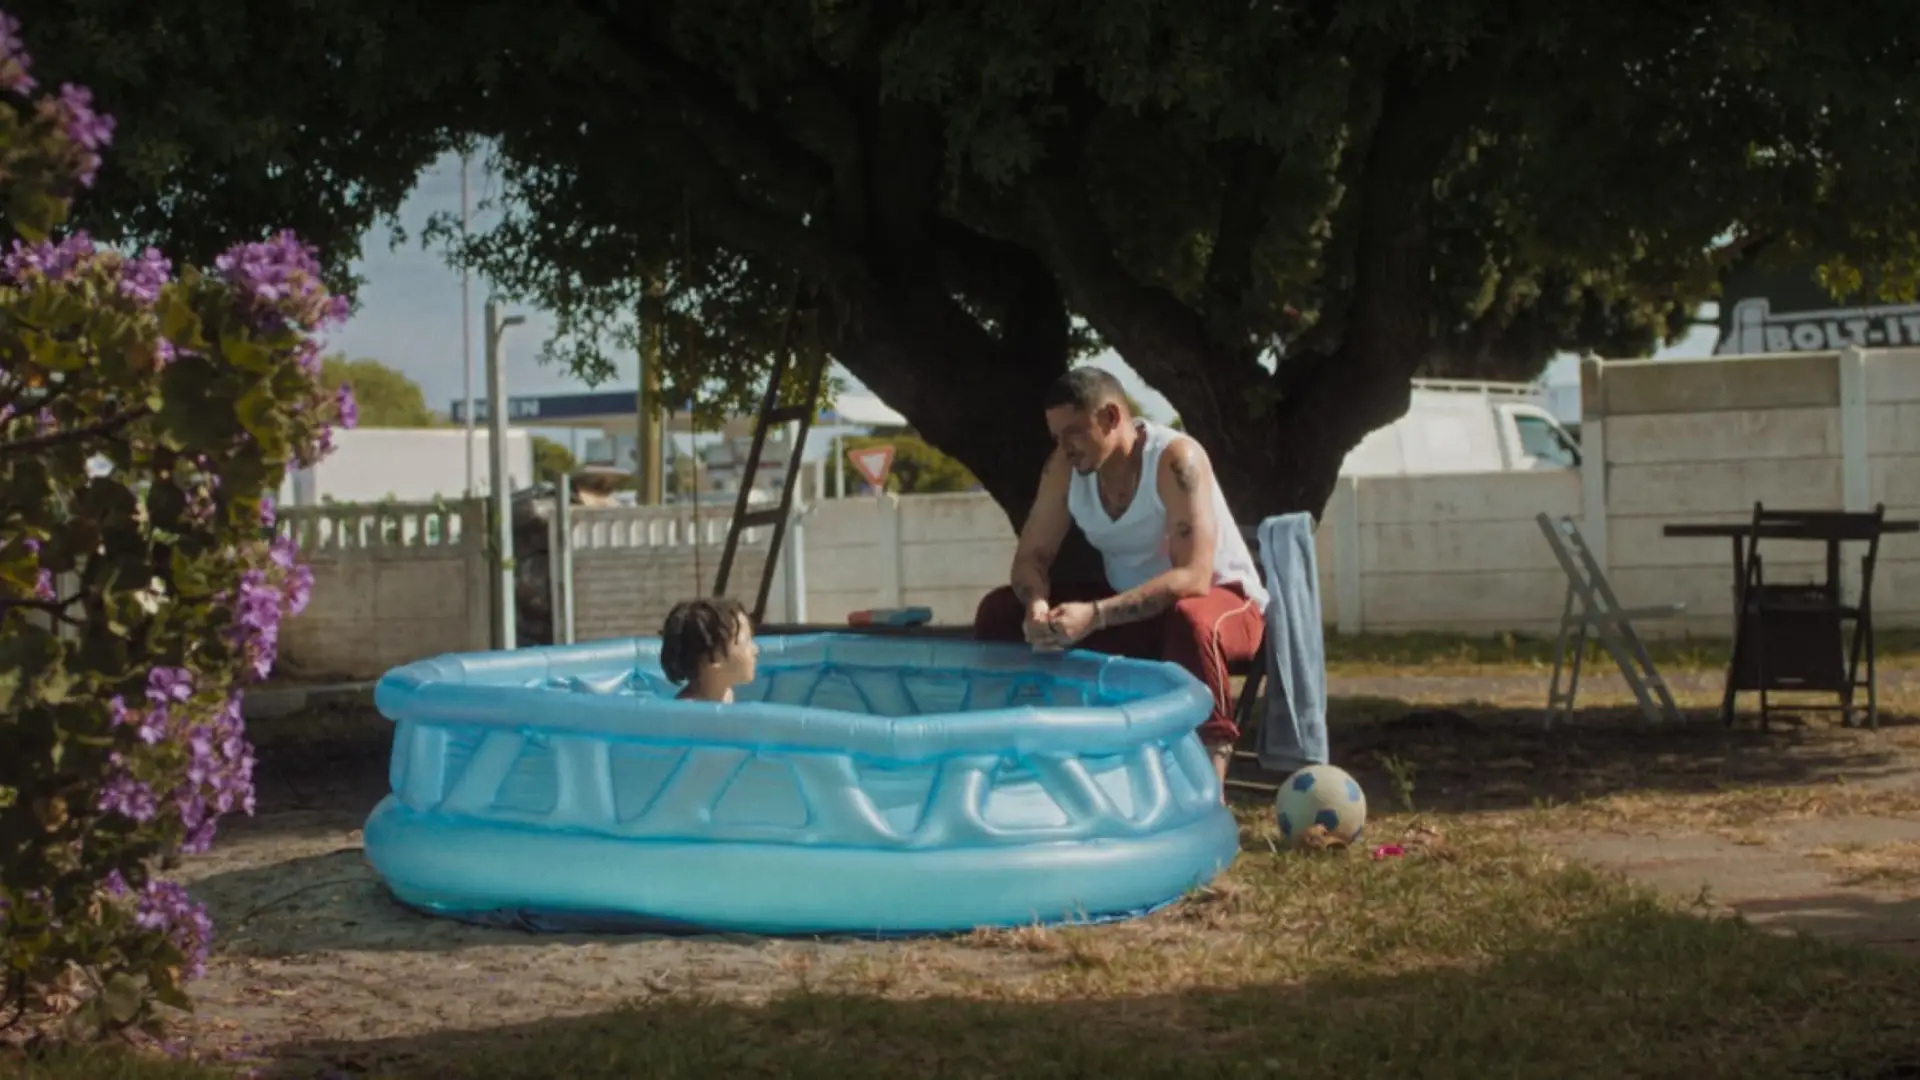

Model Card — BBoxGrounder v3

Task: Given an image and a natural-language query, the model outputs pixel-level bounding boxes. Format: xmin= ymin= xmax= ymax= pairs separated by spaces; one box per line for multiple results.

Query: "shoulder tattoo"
xmin=1170 ymin=450 xmax=1201 ymax=495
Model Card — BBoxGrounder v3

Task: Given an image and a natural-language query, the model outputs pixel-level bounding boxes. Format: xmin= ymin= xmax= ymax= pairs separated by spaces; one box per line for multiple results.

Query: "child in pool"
xmin=659 ymin=597 xmax=760 ymax=703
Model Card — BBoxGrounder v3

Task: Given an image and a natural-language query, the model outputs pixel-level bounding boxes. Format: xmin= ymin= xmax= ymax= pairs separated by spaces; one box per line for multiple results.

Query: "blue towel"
xmin=1255 ymin=513 xmax=1329 ymax=772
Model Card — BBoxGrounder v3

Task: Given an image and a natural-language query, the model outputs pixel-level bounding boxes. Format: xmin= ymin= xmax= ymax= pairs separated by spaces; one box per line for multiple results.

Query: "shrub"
xmin=0 ymin=9 xmax=354 ymax=1038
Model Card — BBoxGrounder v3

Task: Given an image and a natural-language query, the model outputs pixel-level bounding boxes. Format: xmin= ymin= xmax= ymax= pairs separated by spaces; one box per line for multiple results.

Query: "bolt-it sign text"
xmin=1719 ymin=297 xmax=1920 ymax=355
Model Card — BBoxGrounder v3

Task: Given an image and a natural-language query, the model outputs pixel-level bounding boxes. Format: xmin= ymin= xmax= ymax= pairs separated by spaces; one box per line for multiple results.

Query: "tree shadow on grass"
xmin=1729 ymin=891 xmax=1920 ymax=955
xmin=236 ymin=690 xmax=1920 ymax=845
xmin=1231 ymin=695 xmax=1920 ymax=818
xmin=242 ymin=905 xmax=1920 ymax=1080
xmin=189 ymin=848 xmax=821 ymax=960
xmin=232 ymin=703 xmax=392 ymax=841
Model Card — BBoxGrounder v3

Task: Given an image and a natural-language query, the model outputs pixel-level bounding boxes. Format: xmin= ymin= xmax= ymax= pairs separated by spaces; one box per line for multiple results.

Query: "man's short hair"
xmin=1043 ymin=366 xmax=1129 ymax=413
xmin=659 ymin=597 xmax=749 ymax=684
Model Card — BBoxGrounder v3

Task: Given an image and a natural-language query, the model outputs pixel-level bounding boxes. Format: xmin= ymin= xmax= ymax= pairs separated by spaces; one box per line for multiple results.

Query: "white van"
xmin=1340 ymin=379 xmax=1581 ymax=477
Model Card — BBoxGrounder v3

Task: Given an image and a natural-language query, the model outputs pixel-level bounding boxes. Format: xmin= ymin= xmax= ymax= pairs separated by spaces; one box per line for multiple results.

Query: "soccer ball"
xmin=1275 ymin=764 xmax=1367 ymax=847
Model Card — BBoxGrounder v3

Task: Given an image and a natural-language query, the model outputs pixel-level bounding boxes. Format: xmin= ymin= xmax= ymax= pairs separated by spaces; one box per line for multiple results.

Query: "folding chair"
xmin=1726 ymin=502 xmax=1888 ymax=729
xmin=1535 ymin=513 xmax=1685 ymax=728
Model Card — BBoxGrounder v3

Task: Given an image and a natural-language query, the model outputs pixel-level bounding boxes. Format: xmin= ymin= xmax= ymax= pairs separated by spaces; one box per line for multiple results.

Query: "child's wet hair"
xmin=659 ymin=597 xmax=751 ymax=684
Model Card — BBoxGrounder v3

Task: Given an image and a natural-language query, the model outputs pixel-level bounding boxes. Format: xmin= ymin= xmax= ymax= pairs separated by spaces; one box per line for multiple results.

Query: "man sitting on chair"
xmin=972 ymin=366 xmax=1268 ymax=792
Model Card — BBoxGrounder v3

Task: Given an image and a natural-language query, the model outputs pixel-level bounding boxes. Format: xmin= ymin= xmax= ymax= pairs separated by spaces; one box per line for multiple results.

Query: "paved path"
xmin=1554 ymin=817 xmax=1920 ymax=955
xmin=1324 ymin=669 xmax=1920 ymax=954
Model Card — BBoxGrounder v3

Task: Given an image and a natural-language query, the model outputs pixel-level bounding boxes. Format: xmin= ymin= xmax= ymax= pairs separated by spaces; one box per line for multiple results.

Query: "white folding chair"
xmin=1535 ymin=513 xmax=1685 ymax=728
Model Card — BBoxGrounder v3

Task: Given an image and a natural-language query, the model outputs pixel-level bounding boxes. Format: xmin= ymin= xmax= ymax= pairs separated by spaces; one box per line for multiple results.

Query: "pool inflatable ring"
xmin=363 ymin=633 xmax=1240 ymax=936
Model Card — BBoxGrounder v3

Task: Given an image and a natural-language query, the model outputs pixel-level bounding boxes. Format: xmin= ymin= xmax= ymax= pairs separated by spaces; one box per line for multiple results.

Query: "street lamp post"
xmin=460 ymin=153 xmax=476 ymax=497
xmin=485 ymin=297 xmax=526 ymax=649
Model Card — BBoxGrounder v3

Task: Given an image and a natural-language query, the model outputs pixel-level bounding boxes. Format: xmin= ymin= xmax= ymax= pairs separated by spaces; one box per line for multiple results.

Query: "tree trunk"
xmin=828 ymin=285 xmax=1108 ymax=589
xmin=828 ymin=286 xmax=1420 ymax=566
xmin=1167 ymin=353 xmax=1416 ymax=526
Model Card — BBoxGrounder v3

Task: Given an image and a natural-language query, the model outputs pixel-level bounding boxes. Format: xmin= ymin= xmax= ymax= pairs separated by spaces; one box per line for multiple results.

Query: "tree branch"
xmin=1278 ymin=50 xmax=1503 ymax=410
xmin=0 ymin=408 xmax=148 ymax=457
xmin=1202 ymin=140 xmax=1283 ymax=340
xmin=593 ymin=10 xmax=836 ymax=215
xmin=0 ymin=595 xmax=85 ymax=628
xmin=632 ymin=118 xmax=861 ymax=289
xmin=932 ymin=221 xmax=1069 ymax=364
xmin=1709 ymin=230 xmax=1777 ymax=282
xmin=1440 ymin=267 xmax=1523 ymax=374
xmin=1017 ymin=83 xmax=1268 ymax=448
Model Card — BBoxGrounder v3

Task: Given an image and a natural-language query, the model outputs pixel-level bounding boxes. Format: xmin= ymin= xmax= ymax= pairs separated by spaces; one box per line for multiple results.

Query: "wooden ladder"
xmin=711 ymin=290 xmax=826 ymax=622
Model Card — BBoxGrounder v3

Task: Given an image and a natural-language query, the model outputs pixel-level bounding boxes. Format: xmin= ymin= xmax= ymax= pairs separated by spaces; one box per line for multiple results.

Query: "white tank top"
xmin=1065 ymin=420 xmax=1269 ymax=613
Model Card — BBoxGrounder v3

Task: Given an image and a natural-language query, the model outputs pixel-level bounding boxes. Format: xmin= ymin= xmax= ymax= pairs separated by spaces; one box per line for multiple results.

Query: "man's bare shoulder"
xmin=1159 ymin=436 xmax=1211 ymax=495
xmin=1030 ymin=445 xmax=1073 ymax=507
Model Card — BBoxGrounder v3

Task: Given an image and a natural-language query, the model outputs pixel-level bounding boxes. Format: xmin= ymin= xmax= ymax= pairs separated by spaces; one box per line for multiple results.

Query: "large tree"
xmin=317 ymin=355 xmax=437 ymax=428
xmin=22 ymin=0 xmax=1920 ymax=530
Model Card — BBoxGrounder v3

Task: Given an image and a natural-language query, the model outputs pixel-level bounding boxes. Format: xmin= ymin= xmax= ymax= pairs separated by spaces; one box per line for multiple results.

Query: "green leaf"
xmin=0 ymin=619 xmax=59 ymax=690
xmin=60 ymin=1000 xmax=104 ymax=1040
xmin=157 ymin=292 xmax=199 ymax=345
xmin=234 ymin=383 xmax=277 ymax=439
xmin=150 ymin=979 xmax=194 ymax=1012
xmin=101 ymin=972 xmax=144 ymax=1023
xmin=35 ymin=664 xmax=74 ymax=705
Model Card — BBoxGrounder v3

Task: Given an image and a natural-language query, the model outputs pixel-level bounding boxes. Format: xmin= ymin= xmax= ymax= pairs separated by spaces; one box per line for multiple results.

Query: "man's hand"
xmin=1044 ymin=601 xmax=1100 ymax=648
xmin=1021 ymin=599 xmax=1059 ymax=648
xmin=1009 ymin=449 xmax=1072 ymax=638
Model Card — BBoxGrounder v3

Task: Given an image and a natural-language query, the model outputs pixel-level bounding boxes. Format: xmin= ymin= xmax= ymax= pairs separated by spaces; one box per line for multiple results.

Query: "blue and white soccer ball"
xmin=1275 ymin=764 xmax=1368 ymax=847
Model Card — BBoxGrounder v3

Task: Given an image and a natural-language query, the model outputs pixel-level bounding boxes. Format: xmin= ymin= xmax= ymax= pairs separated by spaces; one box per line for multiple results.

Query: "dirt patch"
xmin=185 ymin=706 xmax=1063 ymax=1063
xmin=175 ymin=817 xmax=1045 ymax=1057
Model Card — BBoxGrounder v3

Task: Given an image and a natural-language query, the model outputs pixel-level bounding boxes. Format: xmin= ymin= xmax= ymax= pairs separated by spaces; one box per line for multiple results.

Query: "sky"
xmin=329 ymin=153 xmax=1721 ymax=427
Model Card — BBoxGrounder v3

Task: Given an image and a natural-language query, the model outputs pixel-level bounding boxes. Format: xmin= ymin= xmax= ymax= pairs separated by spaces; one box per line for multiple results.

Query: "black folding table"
xmin=1664 ymin=506 xmax=1916 ymax=728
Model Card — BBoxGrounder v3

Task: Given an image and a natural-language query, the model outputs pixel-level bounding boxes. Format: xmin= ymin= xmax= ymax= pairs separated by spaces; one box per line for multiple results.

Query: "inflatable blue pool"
xmin=364 ymin=633 xmax=1240 ymax=937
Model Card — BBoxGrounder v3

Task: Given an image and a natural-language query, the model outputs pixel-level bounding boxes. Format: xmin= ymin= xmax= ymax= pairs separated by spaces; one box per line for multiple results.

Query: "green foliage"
xmin=843 ymin=434 xmax=979 ymax=495
xmin=20 ymin=0 xmax=1920 ymax=512
xmin=318 ymin=355 xmax=436 ymax=428
xmin=531 ymin=435 xmax=576 ymax=486
xmin=0 ymin=14 xmax=349 ymax=1040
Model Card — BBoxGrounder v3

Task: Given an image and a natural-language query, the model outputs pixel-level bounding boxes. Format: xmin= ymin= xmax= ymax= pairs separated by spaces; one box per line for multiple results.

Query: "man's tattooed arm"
xmin=1090 ymin=441 xmax=1219 ymax=629
xmin=1011 ymin=543 xmax=1056 ymax=607
xmin=1094 ymin=581 xmax=1178 ymax=626
xmin=1170 ymin=451 xmax=1201 ymax=495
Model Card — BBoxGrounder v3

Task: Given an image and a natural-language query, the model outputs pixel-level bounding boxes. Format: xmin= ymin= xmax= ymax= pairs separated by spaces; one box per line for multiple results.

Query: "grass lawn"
xmin=16 ymin=823 xmax=1920 ymax=1079
xmin=11 ymin=630 xmax=1920 ymax=1079
xmin=1322 ymin=626 xmax=1920 ymax=676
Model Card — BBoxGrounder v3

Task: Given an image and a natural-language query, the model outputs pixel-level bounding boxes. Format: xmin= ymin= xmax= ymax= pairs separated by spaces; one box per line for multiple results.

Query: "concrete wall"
xmin=283 ymin=345 xmax=1920 ymax=666
xmin=1334 ymin=469 xmax=1580 ymax=635
xmin=1580 ymin=347 xmax=1920 ymax=636
xmin=277 ymin=501 xmax=491 ymax=679
xmin=797 ymin=493 xmax=1016 ymax=625
xmin=560 ymin=495 xmax=1009 ymax=637
xmin=553 ymin=476 xmax=1556 ymax=637
xmin=566 ymin=507 xmax=791 ymax=642
xmin=1866 ymin=350 xmax=1920 ymax=626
